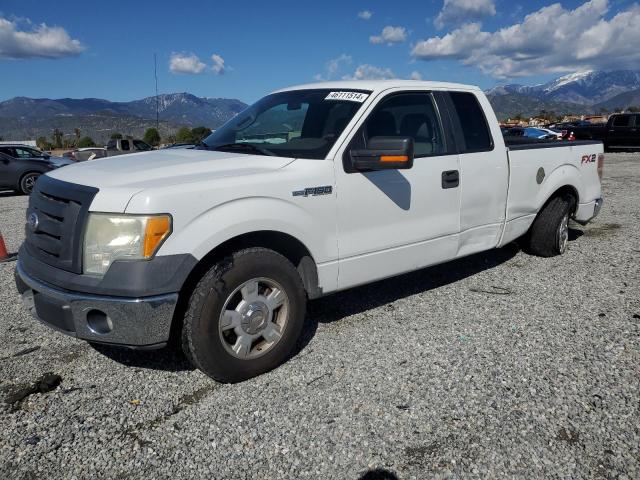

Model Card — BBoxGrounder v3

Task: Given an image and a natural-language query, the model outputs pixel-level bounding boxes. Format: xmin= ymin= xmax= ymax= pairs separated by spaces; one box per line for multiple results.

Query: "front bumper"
xmin=15 ymin=261 xmax=177 ymax=348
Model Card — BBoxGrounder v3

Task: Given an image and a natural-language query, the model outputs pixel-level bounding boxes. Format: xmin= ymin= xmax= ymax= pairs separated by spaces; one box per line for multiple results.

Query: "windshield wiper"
xmin=211 ymin=143 xmax=275 ymax=156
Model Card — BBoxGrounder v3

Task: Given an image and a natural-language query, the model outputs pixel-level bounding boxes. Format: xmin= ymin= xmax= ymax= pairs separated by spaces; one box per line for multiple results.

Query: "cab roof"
xmin=274 ymin=80 xmax=481 ymax=95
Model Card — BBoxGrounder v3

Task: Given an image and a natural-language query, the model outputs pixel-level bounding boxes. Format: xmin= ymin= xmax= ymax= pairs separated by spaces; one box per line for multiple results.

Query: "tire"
xmin=19 ymin=172 xmax=40 ymax=195
xmin=181 ymin=247 xmax=306 ymax=383
xmin=525 ymin=193 xmax=575 ymax=257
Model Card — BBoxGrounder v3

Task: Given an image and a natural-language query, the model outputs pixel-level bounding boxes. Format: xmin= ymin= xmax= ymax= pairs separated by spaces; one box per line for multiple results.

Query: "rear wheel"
xmin=19 ymin=172 xmax=40 ymax=195
xmin=525 ymin=193 xmax=575 ymax=257
xmin=181 ymin=248 xmax=306 ymax=382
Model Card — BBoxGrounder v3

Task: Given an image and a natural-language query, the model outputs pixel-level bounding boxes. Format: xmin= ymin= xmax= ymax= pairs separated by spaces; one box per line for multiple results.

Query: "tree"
xmin=143 ymin=128 xmax=161 ymax=147
xmin=77 ymin=136 xmax=96 ymax=148
xmin=191 ymin=126 xmax=212 ymax=142
xmin=110 ymin=132 xmax=123 ymax=139
xmin=163 ymin=134 xmax=177 ymax=144
xmin=176 ymin=126 xmax=194 ymax=143
xmin=52 ymin=129 xmax=63 ymax=149
xmin=36 ymin=136 xmax=51 ymax=150
xmin=74 ymin=128 xmax=81 ymax=142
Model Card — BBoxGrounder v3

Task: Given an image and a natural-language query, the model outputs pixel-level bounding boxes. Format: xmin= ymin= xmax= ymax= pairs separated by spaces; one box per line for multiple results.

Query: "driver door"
xmin=335 ymin=90 xmax=461 ymax=289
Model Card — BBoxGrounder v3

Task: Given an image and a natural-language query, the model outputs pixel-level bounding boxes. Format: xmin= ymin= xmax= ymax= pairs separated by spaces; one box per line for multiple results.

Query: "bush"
xmin=77 ymin=136 xmax=96 ymax=148
xmin=143 ymin=128 xmax=161 ymax=147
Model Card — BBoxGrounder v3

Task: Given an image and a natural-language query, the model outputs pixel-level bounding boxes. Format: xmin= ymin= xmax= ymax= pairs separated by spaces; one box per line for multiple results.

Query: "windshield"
xmin=201 ymin=89 xmax=370 ymax=159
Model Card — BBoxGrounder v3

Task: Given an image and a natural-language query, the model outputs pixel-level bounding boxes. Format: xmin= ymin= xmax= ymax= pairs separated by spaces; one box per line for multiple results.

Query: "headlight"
xmin=83 ymin=213 xmax=172 ymax=276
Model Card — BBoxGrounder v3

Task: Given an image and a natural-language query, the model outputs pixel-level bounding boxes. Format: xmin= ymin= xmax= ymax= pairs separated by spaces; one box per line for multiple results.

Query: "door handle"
xmin=442 ymin=170 xmax=459 ymax=189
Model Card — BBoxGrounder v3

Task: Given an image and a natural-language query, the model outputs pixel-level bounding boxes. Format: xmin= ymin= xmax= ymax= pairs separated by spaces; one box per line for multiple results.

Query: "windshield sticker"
xmin=325 ymin=91 xmax=369 ymax=103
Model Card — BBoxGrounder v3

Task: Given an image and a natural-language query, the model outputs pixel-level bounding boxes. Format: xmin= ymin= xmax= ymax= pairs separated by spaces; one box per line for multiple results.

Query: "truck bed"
xmin=499 ymin=140 xmax=603 ymax=246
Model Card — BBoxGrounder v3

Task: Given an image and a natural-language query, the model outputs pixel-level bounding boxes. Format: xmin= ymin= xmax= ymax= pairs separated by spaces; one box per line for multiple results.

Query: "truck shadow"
xmin=90 ymin=342 xmax=194 ymax=372
xmin=94 ymin=229 xmax=587 ymax=373
xmin=299 ymin=242 xmax=522 ymax=348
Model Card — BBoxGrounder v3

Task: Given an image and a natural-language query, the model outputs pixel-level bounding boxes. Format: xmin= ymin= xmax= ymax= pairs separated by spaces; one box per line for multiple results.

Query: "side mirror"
xmin=350 ymin=136 xmax=414 ymax=171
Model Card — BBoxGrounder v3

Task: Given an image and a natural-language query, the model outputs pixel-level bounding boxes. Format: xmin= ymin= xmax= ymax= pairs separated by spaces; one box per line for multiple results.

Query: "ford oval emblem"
xmin=27 ymin=212 xmax=39 ymax=232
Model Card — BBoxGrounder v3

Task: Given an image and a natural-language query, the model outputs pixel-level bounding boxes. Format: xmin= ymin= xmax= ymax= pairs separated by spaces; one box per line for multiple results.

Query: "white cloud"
xmin=0 ymin=17 xmax=84 ymax=59
xmin=358 ymin=10 xmax=373 ymax=20
xmin=412 ymin=0 xmax=640 ymax=78
xmin=169 ymin=52 xmax=206 ymax=74
xmin=370 ymin=26 xmax=407 ymax=45
xmin=343 ymin=64 xmax=396 ymax=80
xmin=410 ymin=71 xmax=423 ymax=80
xmin=314 ymin=54 xmax=352 ymax=80
xmin=434 ymin=0 xmax=496 ymax=29
xmin=211 ymin=53 xmax=225 ymax=74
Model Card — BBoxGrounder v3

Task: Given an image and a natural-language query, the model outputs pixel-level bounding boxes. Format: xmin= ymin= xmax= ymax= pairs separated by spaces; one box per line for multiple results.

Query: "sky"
xmin=0 ymin=0 xmax=639 ymax=103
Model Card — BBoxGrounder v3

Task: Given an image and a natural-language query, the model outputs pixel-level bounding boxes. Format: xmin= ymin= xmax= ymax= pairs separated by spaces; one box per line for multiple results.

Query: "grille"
xmin=24 ymin=175 xmax=98 ymax=274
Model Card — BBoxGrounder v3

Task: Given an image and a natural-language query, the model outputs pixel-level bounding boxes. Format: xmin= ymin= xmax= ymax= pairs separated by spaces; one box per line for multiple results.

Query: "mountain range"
xmin=0 ymin=93 xmax=247 ymax=143
xmin=486 ymin=70 xmax=640 ymax=119
xmin=1 ymin=70 xmax=640 ymax=142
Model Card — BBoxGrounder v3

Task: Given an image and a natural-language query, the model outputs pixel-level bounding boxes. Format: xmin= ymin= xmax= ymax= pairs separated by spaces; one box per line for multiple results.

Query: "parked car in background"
xmin=0 ymin=144 xmax=73 ymax=194
xmin=162 ymin=143 xmax=195 ymax=150
xmin=536 ymin=127 xmax=563 ymax=139
xmin=106 ymin=138 xmax=153 ymax=156
xmin=550 ymin=120 xmax=593 ymax=129
xmin=65 ymin=147 xmax=108 ymax=162
xmin=570 ymin=113 xmax=640 ymax=151
xmin=503 ymin=127 xmax=558 ymax=140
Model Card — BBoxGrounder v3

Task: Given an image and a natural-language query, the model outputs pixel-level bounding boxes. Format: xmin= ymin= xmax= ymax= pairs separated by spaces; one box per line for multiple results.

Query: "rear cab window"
xmin=445 ymin=92 xmax=494 ymax=153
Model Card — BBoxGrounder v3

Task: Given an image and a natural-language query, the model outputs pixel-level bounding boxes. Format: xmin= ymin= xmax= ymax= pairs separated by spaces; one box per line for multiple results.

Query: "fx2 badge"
xmin=581 ymin=154 xmax=596 ymax=164
xmin=292 ymin=186 xmax=333 ymax=197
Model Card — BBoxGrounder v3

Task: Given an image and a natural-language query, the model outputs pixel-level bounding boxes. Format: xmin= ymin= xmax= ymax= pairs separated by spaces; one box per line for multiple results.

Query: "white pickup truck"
xmin=15 ymin=80 xmax=604 ymax=382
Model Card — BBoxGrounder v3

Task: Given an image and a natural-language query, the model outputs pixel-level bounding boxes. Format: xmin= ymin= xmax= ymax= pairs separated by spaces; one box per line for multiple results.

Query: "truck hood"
xmin=47 ymin=149 xmax=294 ymax=189
xmin=46 ymin=148 xmax=295 ymax=212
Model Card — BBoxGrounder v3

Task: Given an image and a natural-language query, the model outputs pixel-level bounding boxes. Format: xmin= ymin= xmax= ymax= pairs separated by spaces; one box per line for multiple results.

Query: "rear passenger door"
xmin=632 ymin=115 xmax=640 ymax=148
xmin=442 ymin=91 xmax=509 ymax=256
xmin=335 ymin=90 xmax=461 ymax=289
xmin=608 ymin=115 xmax=633 ymax=148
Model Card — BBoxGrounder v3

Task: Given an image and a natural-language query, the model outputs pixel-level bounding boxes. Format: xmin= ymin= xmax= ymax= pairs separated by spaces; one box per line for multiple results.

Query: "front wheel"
xmin=524 ymin=193 xmax=575 ymax=257
xmin=19 ymin=172 xmax=40 ymax=194
xmin=181 ymin=248 xmax=306 ymax=382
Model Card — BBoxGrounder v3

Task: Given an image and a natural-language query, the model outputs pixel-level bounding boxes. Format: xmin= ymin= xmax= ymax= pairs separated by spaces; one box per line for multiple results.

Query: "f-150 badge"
xmin=292 ymin=186 xmax=333 ymax=197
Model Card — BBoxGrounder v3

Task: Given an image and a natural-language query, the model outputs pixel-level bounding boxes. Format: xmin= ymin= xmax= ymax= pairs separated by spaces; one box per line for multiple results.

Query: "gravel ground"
xmin=0 ymin=153 xmax=638 ymax=479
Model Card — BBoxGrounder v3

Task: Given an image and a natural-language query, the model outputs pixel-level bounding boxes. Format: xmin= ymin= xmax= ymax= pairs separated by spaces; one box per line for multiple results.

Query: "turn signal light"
xmin=143 ymin=216 xmax=171 ymax=257
xmin=380 ymin=155 xmax=409 ymax=163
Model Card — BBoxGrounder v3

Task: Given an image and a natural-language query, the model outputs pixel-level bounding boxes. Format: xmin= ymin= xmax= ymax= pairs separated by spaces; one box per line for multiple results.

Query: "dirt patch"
xmin=583 ymin=223 xmax=621 ymax=238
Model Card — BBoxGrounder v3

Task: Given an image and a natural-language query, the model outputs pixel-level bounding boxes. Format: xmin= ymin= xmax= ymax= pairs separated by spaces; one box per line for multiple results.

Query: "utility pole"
xmin=154 ymin=53 xmax=159 ymax=131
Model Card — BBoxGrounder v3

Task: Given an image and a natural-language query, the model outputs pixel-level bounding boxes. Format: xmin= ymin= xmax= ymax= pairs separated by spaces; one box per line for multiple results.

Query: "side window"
xmin=14 ymin=148 xmax=33 ymax=158
xmin=0 ymin=147 xmax=14 ymax=157
xmin=133 ymin=140 xmax=151 ymax=151
xmin=612 ymin=115 xmax=630 ymax=127
xmin=121 ymin=140 xmax=130 ymax=151
xmin=636 ymin=115 xmax=640 ymax=127
xmin=448 ymin=92 xmax=493 ymax=152
xmin=362 ymin=93 xmax=446 ymax=157
xmin=106 ymin=140 xmax=117 ymax=149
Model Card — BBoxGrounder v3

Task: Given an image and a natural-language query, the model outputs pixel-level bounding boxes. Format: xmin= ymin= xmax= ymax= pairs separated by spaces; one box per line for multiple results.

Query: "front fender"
xmin=157 ymin=196 xmax=336 ymax=264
